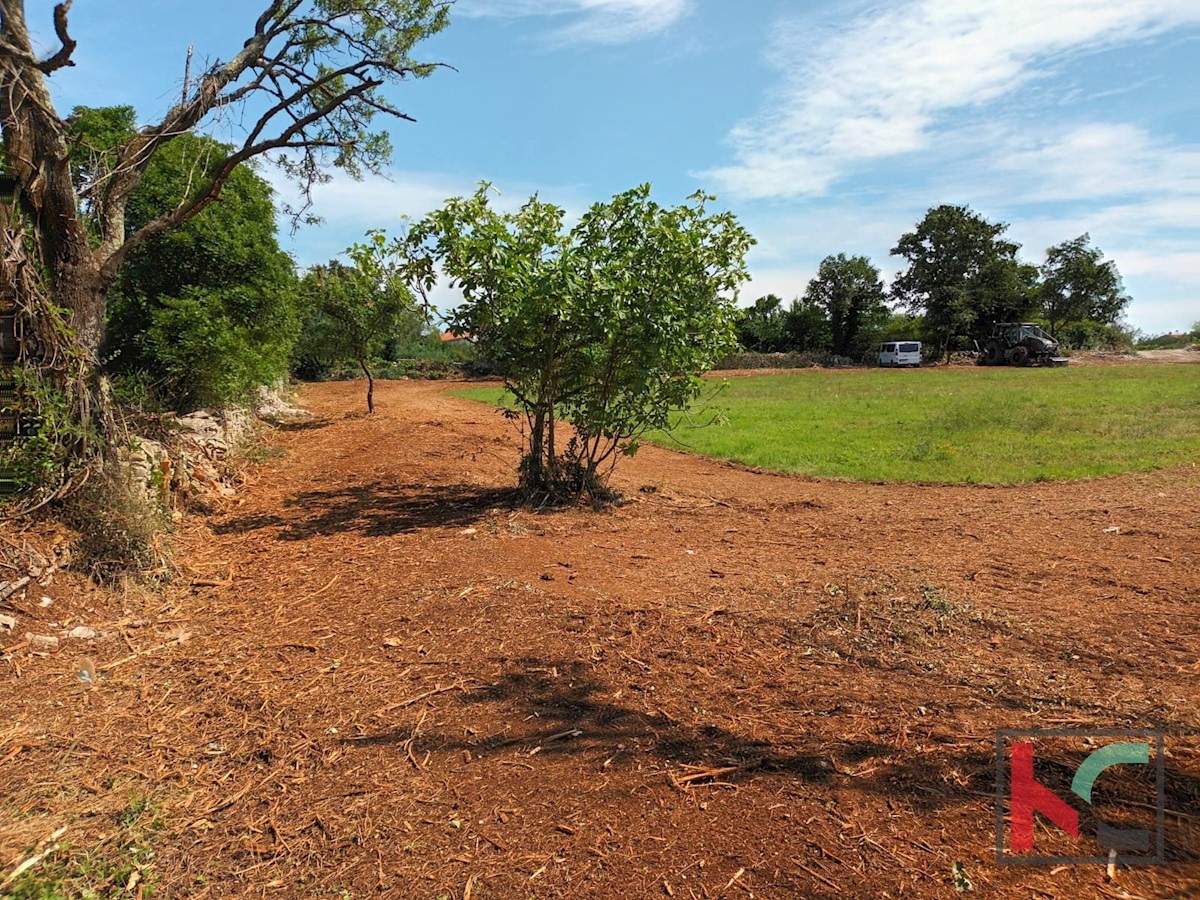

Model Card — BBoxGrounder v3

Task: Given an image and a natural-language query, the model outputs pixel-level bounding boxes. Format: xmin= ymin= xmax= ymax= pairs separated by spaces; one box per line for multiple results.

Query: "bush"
xmin=104 ymin=134 xmax=301 ymax=411
xmin=405 ymin=184 xmax=755 ymax=503
xmin=1056 ymin=319 xmax=1135 ymax=351
xmin=62 ymin=458 xmax=171 ymax=583
xmin=111 ymin=284 xmax=300 ymax=410
xmin=0 ymin=367 xmax=91 ymax=497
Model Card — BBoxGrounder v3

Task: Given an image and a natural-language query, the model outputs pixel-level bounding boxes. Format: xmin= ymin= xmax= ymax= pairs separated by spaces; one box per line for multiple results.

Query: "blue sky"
xmin=28 ymin=0 xmax=1200 ymax=333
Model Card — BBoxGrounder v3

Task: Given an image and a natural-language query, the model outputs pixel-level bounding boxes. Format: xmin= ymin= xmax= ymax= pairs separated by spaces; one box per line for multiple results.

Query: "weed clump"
xmin=61 ymin=459 xmax=171 ymax=584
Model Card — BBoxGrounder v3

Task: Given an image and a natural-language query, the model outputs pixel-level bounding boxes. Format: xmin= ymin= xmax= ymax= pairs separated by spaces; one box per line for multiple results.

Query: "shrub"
xmin=405 ymin=184 xmax=755 ymax=503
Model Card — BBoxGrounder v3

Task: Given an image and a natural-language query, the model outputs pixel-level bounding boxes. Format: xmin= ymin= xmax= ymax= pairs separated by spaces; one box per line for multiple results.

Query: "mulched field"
xmin=3 ymin=373 xmax=1199 ymax=899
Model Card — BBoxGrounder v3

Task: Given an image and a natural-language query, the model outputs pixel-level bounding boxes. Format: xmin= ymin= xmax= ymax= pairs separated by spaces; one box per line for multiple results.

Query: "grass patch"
xmin=2 ymin=792 xmax=162 ymax=899
xmin=454 ymin=365 xmax=1200 ymax=484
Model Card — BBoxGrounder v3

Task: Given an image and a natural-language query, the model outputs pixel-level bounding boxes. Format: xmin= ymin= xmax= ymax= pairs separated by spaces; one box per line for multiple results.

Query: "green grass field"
xmin=455 ymin=365 xmax=1200 ymax=484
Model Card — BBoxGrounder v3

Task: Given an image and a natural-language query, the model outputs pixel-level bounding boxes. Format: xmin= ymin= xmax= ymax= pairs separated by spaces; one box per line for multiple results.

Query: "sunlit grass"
xmin=453 ymin=365 xmax=1200 ymax=484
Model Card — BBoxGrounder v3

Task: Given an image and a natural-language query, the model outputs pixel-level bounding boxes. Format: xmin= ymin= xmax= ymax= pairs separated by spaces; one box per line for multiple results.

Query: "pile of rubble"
xmin=124 ymin=384 xmax=308 ymax=510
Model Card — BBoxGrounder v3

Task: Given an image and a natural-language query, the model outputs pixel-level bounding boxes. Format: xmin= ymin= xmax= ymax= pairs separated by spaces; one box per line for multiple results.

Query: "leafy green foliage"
xmin=892 ymin=205 xmax=1038 ymax=358
xmin=782 ymin=297 xmax=834 ymax=353
xmin=736 ymin=294 xmax=838 ymax=354
xmin=737 ymin=295 xmax=789 ymax=352
xmin=405 ymin=183 xmax=755 ymax=502
xmin=736 ymin=256 xmax=890 ymax=360
xmin=66 ymin=105 xmax=137 ymax=235
xmin=0 ymin=367 xmax=92 ymax=496
xmin=103 ymin=134 xmax=300 ymax=410
xmin=1055 ymin=319 xmax=1135 ymax=351
xmin=296 ymin=231 xmax=420 ymax=412
xmin=877 ymin=310 xmax=924 ymax=343
xmin=1039 ymin=233 xmax=1131 ymax=333
xmin=803 ymin=253 xmax=890 ymax=357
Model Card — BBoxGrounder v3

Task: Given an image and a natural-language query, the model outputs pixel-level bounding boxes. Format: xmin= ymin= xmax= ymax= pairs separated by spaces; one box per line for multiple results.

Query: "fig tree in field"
xmin=404 ymin=184 xmax=755 ymax=502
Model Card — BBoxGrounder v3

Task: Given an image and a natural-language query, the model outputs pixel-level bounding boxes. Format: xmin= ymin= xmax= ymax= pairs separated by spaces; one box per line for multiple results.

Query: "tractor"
xmin=977 ymin=323 xmax=1069 ymax=367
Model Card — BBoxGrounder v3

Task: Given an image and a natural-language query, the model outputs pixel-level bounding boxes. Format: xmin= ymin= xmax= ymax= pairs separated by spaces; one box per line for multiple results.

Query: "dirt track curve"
xmin=4 ymin=375 xmax=1199 ymax=898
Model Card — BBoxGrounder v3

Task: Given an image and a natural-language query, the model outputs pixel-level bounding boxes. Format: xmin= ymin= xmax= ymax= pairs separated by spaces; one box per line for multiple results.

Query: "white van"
xmin=879 ymin=341 xmax=922 ymax=367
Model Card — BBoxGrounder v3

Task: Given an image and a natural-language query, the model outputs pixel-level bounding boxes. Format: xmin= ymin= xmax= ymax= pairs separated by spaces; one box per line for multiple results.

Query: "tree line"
xmin=737 ymin=205 xmax=1132 ymax=361
xmin=0 ymin=0 xmax=1167 ymax=546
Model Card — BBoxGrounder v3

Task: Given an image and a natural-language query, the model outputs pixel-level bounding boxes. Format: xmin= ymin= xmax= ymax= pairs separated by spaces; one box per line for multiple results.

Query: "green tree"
xmin=891 ymin=205 xmax=1037 ymax=359
xmin=300 ymin=232 xmax=418 ymax=413
xmin=66 ymin=104 xmax=138 ymax=223
xmin=1039 ymin=233 xmax=1131 ymax=334
xmin=878 ymin=310 xmax=922 ymax=339
xmin=737 ymin=295 xmax=788 ymax=352
xmin=104 ymin=133 xmax=300 ymax=409
xmin=803 ymin=253 xmax=890 ymax=357
xmin=782 ymin=297 xmax=832 ymax=352
xmin=404 ymin=184 xmax=754 ymax=502
xmin=0 ymin=0 xmax=449 ymax=448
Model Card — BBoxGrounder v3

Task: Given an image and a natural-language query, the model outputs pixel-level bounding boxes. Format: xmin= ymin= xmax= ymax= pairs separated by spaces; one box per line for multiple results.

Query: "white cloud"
xmin=740 ymin=266 xmax=818 ymax=306
xmin=993 ymin=123 xmax=1200 ymax=203
xmin=1108 ymin=248 xmax=1200 ymax=281
xmin=703 ymin=0 xmax=1200 ymax=199
xmin=457 ymin=0 xmax=690 ymax=43
xmin=268 ymin=168 xmax=590 ymax=264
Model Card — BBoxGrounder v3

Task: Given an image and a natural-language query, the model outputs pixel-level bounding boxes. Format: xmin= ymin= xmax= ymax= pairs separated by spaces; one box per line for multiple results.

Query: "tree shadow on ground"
xmin=213 ymin=481 xmax=520 ymax=539
xmin=343 ymin=657 xmax=1200 ymax=861
xmin=341 ymin=656 xmax=999 ymax=811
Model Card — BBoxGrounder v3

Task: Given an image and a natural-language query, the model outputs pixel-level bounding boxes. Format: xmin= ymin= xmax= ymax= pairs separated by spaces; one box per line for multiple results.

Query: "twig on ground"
xmin=372 ymin=682 xmax=468 ymax=716
xmin=0 ymin=825 xmax=67 ymax=889
xmin=671 ymin=764 xmax=744 ymax=787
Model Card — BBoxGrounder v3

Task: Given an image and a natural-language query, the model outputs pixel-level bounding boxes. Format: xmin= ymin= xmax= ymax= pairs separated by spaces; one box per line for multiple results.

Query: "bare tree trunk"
xmin=359 ymin=358 xmax=374 ymax=414
xmin=1 ymin=5 xmax=108 ymax=362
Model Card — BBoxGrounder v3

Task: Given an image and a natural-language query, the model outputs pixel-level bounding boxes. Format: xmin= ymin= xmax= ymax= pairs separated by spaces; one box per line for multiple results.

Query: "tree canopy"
xmin=0 ymin=0 xmax=449 ymax=402
xmin=1039 ymin=233 xmax=1131 ymax=334
xmin=102 ymin=131 xmax=300 ymax=410
xmin=891 ymin=205 xmax=1037 ymax=358
xmin=403 ymin=184 xmax=754 ymax=502
xmin=802 ymin=253 xmax=890 ymax=358
xmin=737 ymin=295 xmax=788 ymax=352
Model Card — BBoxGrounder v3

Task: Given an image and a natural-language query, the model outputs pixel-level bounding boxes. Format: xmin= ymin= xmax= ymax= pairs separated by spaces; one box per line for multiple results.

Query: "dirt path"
xmin=4 ymin=378 xmax=1199 ymax=898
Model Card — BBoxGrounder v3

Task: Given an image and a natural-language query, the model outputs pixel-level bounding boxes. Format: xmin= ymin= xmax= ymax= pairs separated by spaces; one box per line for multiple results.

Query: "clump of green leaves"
xmin=103 ymin=133 xmax=301 ymax=411
xmin=405 ymin=183 xmax=755 ymax=503
xmin=0 ymin=367 xmax=93 ymax=497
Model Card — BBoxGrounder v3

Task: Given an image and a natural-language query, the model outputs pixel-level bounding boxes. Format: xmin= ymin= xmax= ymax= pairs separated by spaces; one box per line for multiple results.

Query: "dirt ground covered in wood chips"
xmin=3 ymin=373 xmax=1199 ymax=899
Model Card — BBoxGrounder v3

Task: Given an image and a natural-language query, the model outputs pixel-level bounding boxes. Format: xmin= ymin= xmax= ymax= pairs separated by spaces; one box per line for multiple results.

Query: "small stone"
xmin=26 ymin=633 xmax=60 ymax=651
